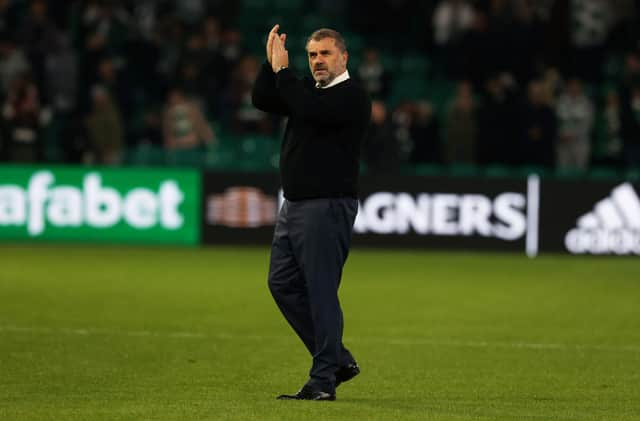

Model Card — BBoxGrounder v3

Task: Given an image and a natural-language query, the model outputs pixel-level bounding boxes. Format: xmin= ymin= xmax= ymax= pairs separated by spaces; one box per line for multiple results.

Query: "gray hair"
xmin=306 ymin=28 xmax=347 ymax=53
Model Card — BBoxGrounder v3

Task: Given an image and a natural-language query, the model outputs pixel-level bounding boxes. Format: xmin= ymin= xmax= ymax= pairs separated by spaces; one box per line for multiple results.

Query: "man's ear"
xmin=343 ymin=51 xmax=349 ymax=64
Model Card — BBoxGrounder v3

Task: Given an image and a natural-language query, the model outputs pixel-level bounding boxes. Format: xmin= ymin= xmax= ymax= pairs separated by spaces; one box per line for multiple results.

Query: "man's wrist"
xmin=276 ymin=65 xmax=288 ymax=73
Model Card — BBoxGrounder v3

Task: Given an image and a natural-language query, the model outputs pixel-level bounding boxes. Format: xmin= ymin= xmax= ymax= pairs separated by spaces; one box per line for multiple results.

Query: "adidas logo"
xmin=565 ymin=183 xmax=640 ymax=255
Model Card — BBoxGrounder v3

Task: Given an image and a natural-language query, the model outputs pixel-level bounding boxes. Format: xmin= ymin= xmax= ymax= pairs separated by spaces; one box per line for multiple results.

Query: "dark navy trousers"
xmin=268 ymin=197 xmax=358 ymax=391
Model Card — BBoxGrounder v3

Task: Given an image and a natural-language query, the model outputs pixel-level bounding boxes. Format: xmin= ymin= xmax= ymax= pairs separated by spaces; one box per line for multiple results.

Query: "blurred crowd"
xmin=0 ymin=0 xmax=639 ymax=174
xmin=359 ymin=0 xmax=640 ymax=173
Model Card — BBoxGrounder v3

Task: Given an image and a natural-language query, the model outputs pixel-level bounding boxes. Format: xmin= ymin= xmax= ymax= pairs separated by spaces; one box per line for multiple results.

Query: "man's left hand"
xmin=271 ymin=31 xmax=289 ymax=73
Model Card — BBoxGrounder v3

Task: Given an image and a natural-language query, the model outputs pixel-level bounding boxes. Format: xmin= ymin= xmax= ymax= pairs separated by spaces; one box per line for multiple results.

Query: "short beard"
xmin=315 ymin=73 xmax=335 ymax=87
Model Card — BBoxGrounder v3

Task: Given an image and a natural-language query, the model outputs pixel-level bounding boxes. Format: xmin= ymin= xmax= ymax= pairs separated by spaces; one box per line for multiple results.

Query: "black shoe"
xmin=335 ymin=362 xmax=360 ymax=388
xmin=277 ymin=385 xmax=336 ymax=401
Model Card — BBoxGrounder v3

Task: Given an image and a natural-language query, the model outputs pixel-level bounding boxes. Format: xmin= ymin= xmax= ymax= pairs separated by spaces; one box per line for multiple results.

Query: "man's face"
xmin=307 ymin=37 xmax=347 ymax=87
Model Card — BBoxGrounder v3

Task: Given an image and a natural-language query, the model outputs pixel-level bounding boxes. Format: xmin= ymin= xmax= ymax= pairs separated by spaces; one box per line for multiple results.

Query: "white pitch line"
xmin=1 ymin=325 xmax=640 ymax=353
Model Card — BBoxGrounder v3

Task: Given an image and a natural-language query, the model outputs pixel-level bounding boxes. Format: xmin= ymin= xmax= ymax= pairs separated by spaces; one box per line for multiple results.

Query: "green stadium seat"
xmin=517 ymin=165 xmax=549 ymax=178
xmin=230 ymin=135 xmax=279 ymax=172
xmin=398 ymin=54 xmax=430 ymax=76
xmin=602 ymin=53 xmax=624 ymax=81
xmin=447 ymin=164 xmax=479 ymax=177
xmin=411 ymin=163 xmax=444 ymax=176
xmin=269 ymin=152 xmax=280 ymax=170
xmin=379 ymin=53 xmax=399 ymax=73
xmin=554 ymin=167 xmax=586 ymax=179
xmin=588 ymin=166 xmax=620 ymax=180
xmin=391 ymin=77 xmax=429 ymax=105
xmin=426 ymin=79 xmax=456 ymax=117
xmin=125 ymin=144 xmax=166 ymax=167
xmin=625 ymin=168 xmax=640 ymax=181
xmin=203 ymin=143 xmax=235 ymax=170
xmin=483 ymin=165 xmax=513 ymax=178
xmin=166 ymin=148 xmax=203 ymax=168
xmin=42 ymin=115 xmax=63 ymax=163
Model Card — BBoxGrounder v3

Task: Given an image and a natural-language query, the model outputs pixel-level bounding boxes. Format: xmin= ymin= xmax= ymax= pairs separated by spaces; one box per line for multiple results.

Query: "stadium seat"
xmin=517 ymin=165 xmax=549 ymax=178
xmin=447 ymin=164 xmax=479 ymax=177
xmin=411 ymin=163 xmax=444 ymax=176
xmin=554 ymin=167 xmax=586 ymax=180
xmin=398 ymin=54 xmax=430 ymax=76
xmin=391 ymin=77 xmax=429 ymax=104
xmin=588 ymin=166 xmax=620 ymax=180
xmin=483 ymin=164 xmax=513 ymax=178
xmin=42 ymin=116 xmax=63 ymax=163
xmin=625 ymin=167 xmax=640 ymax=181
xmin=203 ymin=143 xmax=235 ymax=170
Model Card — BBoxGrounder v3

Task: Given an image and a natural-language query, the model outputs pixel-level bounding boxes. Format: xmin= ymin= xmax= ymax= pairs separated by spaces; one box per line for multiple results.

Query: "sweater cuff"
xmin=262 ymin=60 xmax=274 ymax=73
xmin=275 ymin=68 xmax=294 ymax=86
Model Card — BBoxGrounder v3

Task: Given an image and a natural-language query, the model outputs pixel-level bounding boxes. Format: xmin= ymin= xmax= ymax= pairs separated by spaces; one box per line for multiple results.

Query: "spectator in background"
xmin=433 ymin=0 xmax=474 ymax=47
xmin=44 ymin=33 xmax=77 ymax=116
xmin=174 ymin=32 xmax=209 ymax=104
xmin=409 ymin=100 xmax=441 ymax=164
xmin=45 ymin=32 xmax=78 ymax=163
xmin=80 ymin=1 xmax=130 ymax=57
xmin=555 ymin=77 xmax=594 ymax=170
xmin=0 ymin=0 xmax=19 ymax=34
xmin=2 ymin=72 xmax=42 ymax=162
xmin=568 ymin=0 xmax=611 ymax=82
xmin=202 ymin=16 xmax=229 ymax=119
xmin=391 ymin=100 xmax=415 ymax=164
xmin=357 ymin=47 xmax=390 ymax=100
xmin=506 ymin=0 xmax=545 ymax=85
xmin=621 ymin=51 xmax=640 ymax=93
xmin=59 ymin=112 xmax=89 ymax=163
xmin=444 ymin=80 xmax=476 ymax=165
xmin=129 ymin=0 xmax=161 ymax=42
xmin=477 ymin=73 xmax=519 ymax=166
xmin=362 ymin=100 xmax=401 ymax=174
xmin=203 ymin=15 xmax=222 ymax=52
xmin=593 ymin=88 xmax=623 ymax=166
xmin=134 ymin=108 xmax=163 ymax=147
xmin=222 ymin=55 xmax=271 ymax=134
xmin=175 ymin=0 xmax=206 ymax=25
xmin=80 ymin=0 xmax=130 ymax=75
xmin=458 ymin=8 xmax=496 ymax=88
xmin=220 ymin=28 xmax=244 ymax=67
xmin=520 ymin=79 xmax=557 ymax=168
xmin=617 ymin=53 xmax=640 ymax=167
xmin=433 ymin=0 xmax=475 ymax=78
xmin=94 ymin=56 xmax=131 ymax=136
xmin=0 ymin=34 xmax=30 ymax=96
xmin=162 ymin=87 xmax=214 ymax=151
xmin=125 ymin=1 xmax=165 ymax=103
xmin=18 ymin=0 xmax=58 ymax=100
xmin=85 ymin=85 xmax=123 ymax=165
xmin=540 ymin=67 xmax=562 ymax=106
xmin=157 ymin=17 xmax=186 ymax=88
xmin=620 ymin=83 xmax=640 ymax=167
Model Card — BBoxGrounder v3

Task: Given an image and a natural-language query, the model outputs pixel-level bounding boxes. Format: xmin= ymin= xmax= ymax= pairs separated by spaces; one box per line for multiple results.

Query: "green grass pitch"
xmin=1 ymin=244 xmax=639 ymax=420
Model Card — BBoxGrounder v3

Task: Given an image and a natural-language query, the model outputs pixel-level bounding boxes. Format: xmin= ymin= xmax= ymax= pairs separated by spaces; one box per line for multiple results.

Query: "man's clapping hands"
xmin=266 ymin=24 xmax=289 ymax=73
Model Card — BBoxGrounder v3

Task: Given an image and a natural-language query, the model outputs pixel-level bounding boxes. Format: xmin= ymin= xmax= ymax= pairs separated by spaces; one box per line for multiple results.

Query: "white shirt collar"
xmin=316 ymin=70 xmax=350 ymax=89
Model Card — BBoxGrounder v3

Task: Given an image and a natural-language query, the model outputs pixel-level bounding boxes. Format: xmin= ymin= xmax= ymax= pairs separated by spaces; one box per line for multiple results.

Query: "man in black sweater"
xmin=252 ymin=25 xmax=371 ymax=401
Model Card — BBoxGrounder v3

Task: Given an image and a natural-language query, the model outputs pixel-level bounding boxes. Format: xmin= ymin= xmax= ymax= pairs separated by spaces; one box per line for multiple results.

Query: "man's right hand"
xmin=266 ymin=24 xmax=286 ymax=65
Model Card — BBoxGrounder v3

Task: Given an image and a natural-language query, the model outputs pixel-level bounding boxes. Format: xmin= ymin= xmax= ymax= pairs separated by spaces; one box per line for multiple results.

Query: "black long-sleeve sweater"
xmin=251 ymin=62 xmax=371 ymax=200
